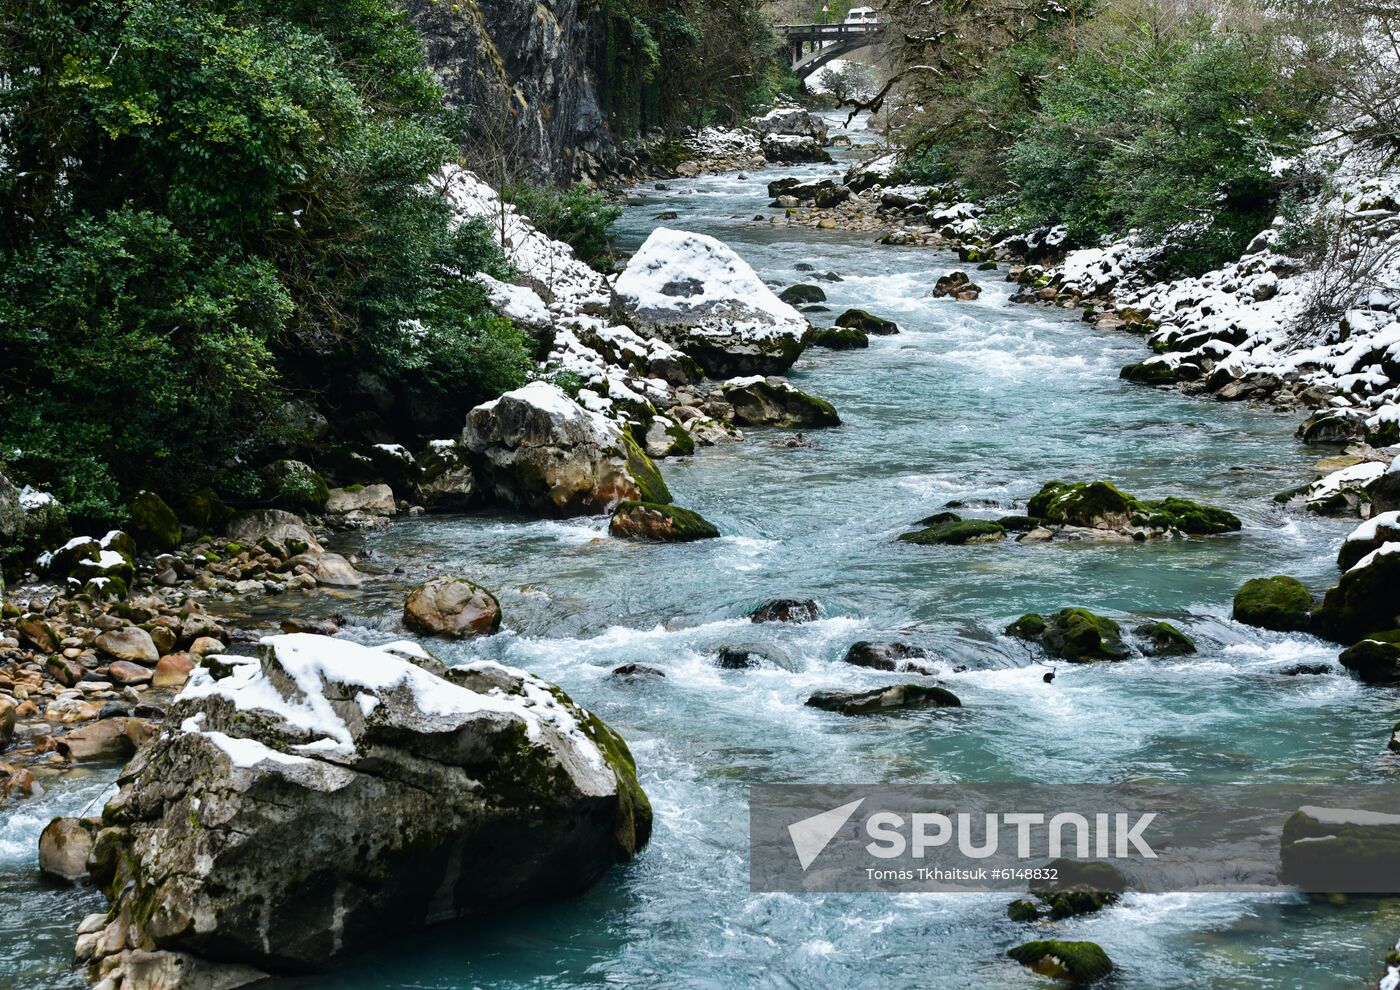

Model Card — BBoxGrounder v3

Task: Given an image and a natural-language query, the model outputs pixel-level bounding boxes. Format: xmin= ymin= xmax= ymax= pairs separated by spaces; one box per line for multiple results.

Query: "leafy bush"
xmin=502 ymin=184 xmax=623 ymax=270
xmin=0 ymin=0 xmax=530 ymax=524
xmin=887 ymin=0 xmax=1319 ymax=275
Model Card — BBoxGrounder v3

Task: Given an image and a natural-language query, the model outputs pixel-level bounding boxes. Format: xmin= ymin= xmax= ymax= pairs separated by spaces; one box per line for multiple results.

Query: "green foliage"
xmin=591 ymin=0 xmax=785 ymax=133
xmin=0 ymin=0 xmax=530 ymax=522
xmin=502 ymin=183 xmax=622 ymax=270
xmin=892 ymin=0 xmax=1319 ymax=274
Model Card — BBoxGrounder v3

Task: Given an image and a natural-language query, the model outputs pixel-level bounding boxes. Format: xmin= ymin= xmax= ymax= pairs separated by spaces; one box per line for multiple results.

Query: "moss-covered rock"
xmin=1338 ymin=630 xmax=1400 ymax=683
xmin=834 ymin=309 xmax=899 ymax=335
xmin=260 ymin=459 xmax=330 ymax=512
xmin=1337 ymin=513 xmax=1400 ymax=571
xmin=1120 ymin=360 xmax=1179 ymax=384
xmin=1134 ymin=621 xmax=1197 ymax=656
xmin=808 ymin=327 xmax=869 ymax=350
xmin=805 ymin=683 xmax=961 ymax=715
xmin=1007 ymin=608 xmax=1129 ymax=662
xmin=722 ymin=378 xmax=840 ymax=428
xmin=778 ymin=283 xmax=826 ymax=305
xmin=1029 ymin=859 xmax=1127 ymax=919
xmin=997 ymin=515 xmax=1046 ymax=532
xmin=1233 ymin=576 xmax=1313 ymax=632
xmin=1007 ymin=899 xmax=1043 ymax=922
xmin=899 ymin=519 xmax=1006 ymax=545
xmin=622 ymin=428 xmax=672 ymax=505
xmin=1281 ymin=805 xmax=1400 ymax=894
xmin=1027 ymin=481 xmax=1240 ymax=535
xmin=609 ymin=501 xmax=720 ymax=542
xmin=127 ymin=490 xmax=181 ymax=552
xmin=1007 ymin=940 xmax=1113 ymax=983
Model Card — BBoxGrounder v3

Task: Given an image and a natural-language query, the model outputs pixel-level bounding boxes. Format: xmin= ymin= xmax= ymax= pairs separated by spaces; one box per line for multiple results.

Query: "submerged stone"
xmin=899 ymin=519 xmax=1006 ymax=545
xmin=841 ymin=641 xmax=935 ymax=675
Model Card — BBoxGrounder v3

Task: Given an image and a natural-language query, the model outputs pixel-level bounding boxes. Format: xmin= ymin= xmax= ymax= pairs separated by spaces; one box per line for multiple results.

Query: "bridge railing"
xmin=775 ymin=23 xmax=885 ymax=42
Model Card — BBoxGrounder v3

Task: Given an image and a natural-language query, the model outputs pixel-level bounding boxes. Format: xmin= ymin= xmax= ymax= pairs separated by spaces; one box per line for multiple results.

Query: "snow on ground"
xmin=432 ymin=166 xmax=688 ymax=424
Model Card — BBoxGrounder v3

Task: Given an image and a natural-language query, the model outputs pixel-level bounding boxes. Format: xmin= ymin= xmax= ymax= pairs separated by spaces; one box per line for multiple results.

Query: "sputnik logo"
xmin=788 ymin=798 xmax=864 ymax=870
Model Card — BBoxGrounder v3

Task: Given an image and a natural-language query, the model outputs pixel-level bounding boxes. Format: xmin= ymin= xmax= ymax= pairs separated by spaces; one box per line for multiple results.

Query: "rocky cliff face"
xmin=403 ymin=0 xmax=608 ymax=183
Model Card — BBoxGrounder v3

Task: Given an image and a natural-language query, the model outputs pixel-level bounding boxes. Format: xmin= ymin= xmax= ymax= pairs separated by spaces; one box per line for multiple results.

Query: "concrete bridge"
xmin=775 ymin=22 xmax=886 ymax=79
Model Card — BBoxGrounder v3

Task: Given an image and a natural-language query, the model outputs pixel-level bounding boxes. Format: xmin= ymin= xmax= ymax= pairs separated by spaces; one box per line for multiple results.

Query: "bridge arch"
xmin=776 ymin=23 xmax=885 ymax=81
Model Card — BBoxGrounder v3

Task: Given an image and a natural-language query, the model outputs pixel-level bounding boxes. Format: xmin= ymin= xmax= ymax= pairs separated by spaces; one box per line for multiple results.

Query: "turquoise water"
xmin=5 ymin=116 xmax=1400 ymax=988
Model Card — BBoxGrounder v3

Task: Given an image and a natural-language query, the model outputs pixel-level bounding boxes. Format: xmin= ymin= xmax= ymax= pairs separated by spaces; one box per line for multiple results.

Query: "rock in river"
xmin=1007 ymin=609 xmax=1130 ymax=662
xmin=1007 ymin=940 xmax=1114 ymax=984
xmin=1027 ymin=480 xmax=1240 ymax=538
xmin=403 ymin=575 xmax=502 ymax=638
xmin=1232 ymin=575 xmax=1313 ymax=632
xmin=609 ymin=501 xmax=720 ymax=542
xmin=806 ymin=683 xmax=961 ymax=715
xmin=749 ymin=598 xmax=821 ymax=623
xmin=841 ymin=642 xmax=936 ymax=675
xmin=62 ymin=634 xmax=651 ymax=983
xmin=615 ymin=228 xmax=809 ymax=377
xmin=1313 ymin=546 xmax=1400 ymax=643
xmin=721 ymin=377 xmax=840 ymax=428
xmin=464 ymin=381 xmax=670 ymax=516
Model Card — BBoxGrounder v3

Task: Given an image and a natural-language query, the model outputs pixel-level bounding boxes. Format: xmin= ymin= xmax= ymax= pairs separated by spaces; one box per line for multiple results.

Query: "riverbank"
xmin=4 ymin=109 xmax=1400 ymax=990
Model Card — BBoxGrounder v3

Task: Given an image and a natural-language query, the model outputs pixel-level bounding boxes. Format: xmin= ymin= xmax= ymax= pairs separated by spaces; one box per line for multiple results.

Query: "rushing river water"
xmin=6 ymin=114 xmax=1400 ymax=989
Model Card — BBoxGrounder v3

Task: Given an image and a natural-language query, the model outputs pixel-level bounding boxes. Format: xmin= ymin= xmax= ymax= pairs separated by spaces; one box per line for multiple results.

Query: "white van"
xmin=844 ymin=7 xmax=878 ymax=23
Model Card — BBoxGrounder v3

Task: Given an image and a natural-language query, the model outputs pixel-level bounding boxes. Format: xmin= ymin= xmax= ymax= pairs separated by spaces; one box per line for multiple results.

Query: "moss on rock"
xmin=1120 ymin=361 xmax=1179 ymax=384
xmin=622 ymin=429 xmax=672 ymax=505
xmin=1007 ymin=940 xmax=1113 ymax=983
xmin=1007 ymin=608 xmax=1129 ymax=662
xmin=1027 ymin=481 xmax=1240 ymax=535
xmin=127 ymin=491 xmax=181 ymax=552
xmin=1338 ymin=630 xmax=1400 ymax=684
xmin=1313 ymin=550 xmax=1400 ymax=644
xmin=834 ymin=309 xmax=899 ymax=335
xmin=899 ymin=519 xmax=1006 ymax=545
xmin=808 ymin=327 xmax=869 ymax=350
xmin=1134 ymin=621 xmax=1197 ymax=656
xmin=1232 ymin=576 xmax=1313 ymax=632
xmin=778 ymin=283 xmax=826 ymax=305
xmin=609 ymin=501 xmax=720 ymax=542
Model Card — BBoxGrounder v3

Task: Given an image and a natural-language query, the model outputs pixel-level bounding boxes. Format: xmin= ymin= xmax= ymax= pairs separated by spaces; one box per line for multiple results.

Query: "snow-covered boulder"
xmin=1339 ymin=511 xmax=1400 ymax=570
xmin=760 ymin=133 xmax=831 ymax=163
xmin=844 ymin=152 xmax=896 ymax=193
xmin=463 ymin=381 xmax=670 ymax=516
xmin=1314 ymin=542 xmax=1400 ymax=643
xmin=750 ymin=106 xmax=828 ymax=144
xmin=1301 ymin=460 xmax=1388 ymax=516
xmin=615 ymin=228 xmax=809 ymax=378
xmin=66 ymin=634 xmax=651 ymax=983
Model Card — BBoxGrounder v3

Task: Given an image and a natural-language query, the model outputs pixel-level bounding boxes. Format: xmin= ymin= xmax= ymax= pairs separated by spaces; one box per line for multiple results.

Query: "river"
xmin=4 ymin=113 xmax=1399 ymax=989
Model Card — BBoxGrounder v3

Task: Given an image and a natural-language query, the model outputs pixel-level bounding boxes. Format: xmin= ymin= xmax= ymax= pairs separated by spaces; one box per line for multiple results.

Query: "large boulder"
xmin=225 ymin=510 xmax=323 ymax=555
xmin=834 ymin=309 xmax=899 ymax=335
xmin=1233 ymin=575 xmax=1313 ymax=632
xmin=68 ymin=635 xmax=651 ymax=982
xmin=0 ymin=473 xmax=69 ymax=575
xmin=720 ymin=377 xmax=840 ymax=428
xmin=750 ymin=106 xmax=828 ymax=143
xmin=127 ymin=490 xmax=182 ymax=552
xmin=403 ymin=576 xmax=502 ymax=638
xmin=760 ymin=133 xmax=831 ymax=163
xmin=463 ymin=382 xmax=669 ymax=516
xmin=414 ymin=440 xmax=476 ymax=509
xmin=1007 ymin=609 xmax=1130 ymax=662
xmin=1313 ymin=546 xmax=1400 ymax=643
xmin=614 ymin=228 xmax=809 ymax=378
xmin=1338 ymin=512 xmax=1400 ymax=571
